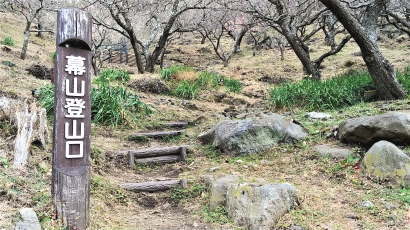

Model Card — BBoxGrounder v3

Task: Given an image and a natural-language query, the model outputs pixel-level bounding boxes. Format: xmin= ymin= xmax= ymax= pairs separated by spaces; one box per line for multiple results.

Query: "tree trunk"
xmin=362 ymin=0 xmax=384 ymax=44
xmin=280 ymin=26 xmax=320 ymax=79
xmin=323 ymin=14 xmax=337 ymax=49
xmin=129 ymin=34 xmax=144 ymax=74
xmin=233 ymin=27 xmax=248 ymax=54
xmin=20 ymin=22 xmax=31 ymax=60
xmin=201 ymin=34 xmax=206 ymax=44
xmin=319 ymin=0 xmax=405 ymax=99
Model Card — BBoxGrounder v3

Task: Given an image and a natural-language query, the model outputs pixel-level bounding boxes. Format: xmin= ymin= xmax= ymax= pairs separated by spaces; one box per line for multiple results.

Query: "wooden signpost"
xmin=52 ymin=8 xmax=92 ymax=230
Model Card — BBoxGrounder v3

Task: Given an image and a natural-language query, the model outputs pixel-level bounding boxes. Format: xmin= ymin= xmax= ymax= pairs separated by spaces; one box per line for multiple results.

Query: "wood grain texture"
xmin=121 ymin=179 xmax=187 ymax=192
xmin=134 ymin=155 xmax=180 ymax=164
xmin=127 ymin=146 xmax=188 ymax=166
xmin=128 ymin=130 xmax=184 ymax=140
xmin=52 ymin=8 xmax=91 ymax=230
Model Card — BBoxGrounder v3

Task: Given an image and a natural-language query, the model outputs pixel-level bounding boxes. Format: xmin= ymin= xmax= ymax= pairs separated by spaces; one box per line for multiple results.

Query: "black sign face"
xmin=53 ymin=46 xmax=91 ymax=176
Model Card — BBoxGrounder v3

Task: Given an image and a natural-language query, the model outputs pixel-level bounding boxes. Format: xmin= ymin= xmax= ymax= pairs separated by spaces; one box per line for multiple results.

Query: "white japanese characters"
xmin=64 ymin=55 xmax=86 ymax=159
xmin=65 ymin=55 xmax=86 ymax=75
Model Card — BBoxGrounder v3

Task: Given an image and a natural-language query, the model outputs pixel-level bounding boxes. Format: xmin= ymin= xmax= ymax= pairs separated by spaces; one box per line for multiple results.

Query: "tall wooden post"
xmin=52 ymin=8 xmax=92 ymax=230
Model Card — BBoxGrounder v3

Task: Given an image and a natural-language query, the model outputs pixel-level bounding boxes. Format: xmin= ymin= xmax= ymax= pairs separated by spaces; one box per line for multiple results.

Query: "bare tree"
xmin=196 ymin=8 xmax=247 ymax=67
xmin=2 ymin=0 xmax=54 ymax=59
xmin=320 ymin=0 xmax=405 ymax=99
xmin=94 ymin=0 xmax=208 ymax=73
xmin=384 ymin=0 xmax=410 ymax=36
xmin=246 ymin=0 xmax=351 ymax=79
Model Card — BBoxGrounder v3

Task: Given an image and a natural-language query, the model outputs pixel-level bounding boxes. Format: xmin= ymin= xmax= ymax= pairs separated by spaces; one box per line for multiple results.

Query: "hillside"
xmin=1 ymin=12 xmax=410 ymax=230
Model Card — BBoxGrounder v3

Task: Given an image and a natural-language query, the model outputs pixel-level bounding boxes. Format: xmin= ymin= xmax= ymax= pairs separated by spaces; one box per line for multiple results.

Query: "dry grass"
xmin=173 ymin=71 xmax=199 ymax=81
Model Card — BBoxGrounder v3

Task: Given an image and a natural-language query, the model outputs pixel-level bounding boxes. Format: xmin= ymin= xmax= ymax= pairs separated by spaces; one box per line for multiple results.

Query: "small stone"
xmin=15 ymin=208 xmax=41 ymax=230
xmin=289 ymin=225 xmax=305 ymax=230
xmin=313 ymin=144 xmax=353 ymax=160
xmin=360 ymin=200 xmax=374 ymax=208
xmin=306 ymin=112 xmax=331 ymax=120
xmin=208 ymin=167 xmax=220 ymax=172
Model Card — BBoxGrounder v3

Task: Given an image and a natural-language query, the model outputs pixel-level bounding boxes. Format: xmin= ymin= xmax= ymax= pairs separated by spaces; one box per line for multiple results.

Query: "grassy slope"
xmin=1 ymin=12 xmax=410 ymax=230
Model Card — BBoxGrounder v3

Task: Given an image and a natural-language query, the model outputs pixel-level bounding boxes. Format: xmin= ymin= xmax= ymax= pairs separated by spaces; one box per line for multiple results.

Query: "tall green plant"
xmin=270 ymin=70 xmax=373 ymax=110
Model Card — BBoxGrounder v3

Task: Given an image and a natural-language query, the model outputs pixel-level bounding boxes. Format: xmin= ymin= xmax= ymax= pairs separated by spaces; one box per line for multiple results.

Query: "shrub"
xmin=37 ymin=82 xmax=151 ymax=126
xmin=172 ymin=80 xmax=200 ymax=99
xmin=160 ymin=65 xmax=194 ymax=80
xmin=269 ymin=70 xmax=373 ymax=111
xmin=2 ymin=36 xmax=15 ymax=46
xmin=94 ymin=68 xmax=130 ymax=85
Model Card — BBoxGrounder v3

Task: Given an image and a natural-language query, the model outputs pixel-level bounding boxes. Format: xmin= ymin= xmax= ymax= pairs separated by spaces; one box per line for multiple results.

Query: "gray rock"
xmin=226 ymin=183 xmax=298 ymax=230
xmin=313 ymin=144 xmax=353 ymax=160
xmin=198 ymin=114 xmax=307 ymax=155
xmin=289 ymin=225 xmax=305 ymax=230
xmin=338 ymin=112 xmax=410 ymax=146
xmin=15 ymin=208 xmax=41 ymax=230
xmin=306 ymin=112 xmax=331 ymax=120
xmin=360 ymin=200 xmax=374 ymax=208
xmin=363 ymin=141 xmax=410 ymax=186
xmin=208 ymin=175 xmax=240 ymax=210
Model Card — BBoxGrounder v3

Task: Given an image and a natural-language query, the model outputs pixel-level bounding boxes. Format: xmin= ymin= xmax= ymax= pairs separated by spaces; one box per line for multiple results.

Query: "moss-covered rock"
xmin=226 ymin=183 xmax=298 ymax=230
xmin=198 ymin=113 xmax=307 ymax=155
xmin=363 ymin=141 xmax=410 ymax=187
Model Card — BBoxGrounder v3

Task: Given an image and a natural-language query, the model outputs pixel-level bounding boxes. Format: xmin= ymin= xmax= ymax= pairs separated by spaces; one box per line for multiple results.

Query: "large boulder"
xmin=363 ymin=141 xmax=410 ymax=186
xmin=226 ymin=183 xmax=299 ymax=230
xmin=208 ymin=175 xmax=240 ymax=210
xmin=198 ymin=114 xmax=307 ymax=155
xmin=338 ymin=112 xmax=410 ymax=146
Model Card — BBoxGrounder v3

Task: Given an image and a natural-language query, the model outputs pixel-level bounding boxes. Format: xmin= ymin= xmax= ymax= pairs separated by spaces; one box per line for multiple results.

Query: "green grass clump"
xmin=196 ymin=71 xmax=225 ymax=88
xmin=397 ymin=66 xmax=410 ymax=92
xmin=270 ymin=70 xmax=373 ymax=111
xmin=160 ymin=65 xmax=194 ymax=80
xmin=223 ymin=77 xmax=242 ymax=93
xmin=386 ymin=188 xmax=410 ymax=205
xmin=202 ymin=206 xmax=231 ymax=224
xmin=170 ymin=183 xmax=206 ymax=203
xmin=37 ymin=84 xmax=55 ymax=115
xmin=37 ymin=77 xmax=151 ymax=126
xmin=91 ymin=84 xmax=151 ymax=126
xmin=172 ymin=80 xmax=200 ymax=99
xmin=1 ymin=36 xmax=15 ymax=46
xmin=94 ymin=68 xmax=130 ymax=85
